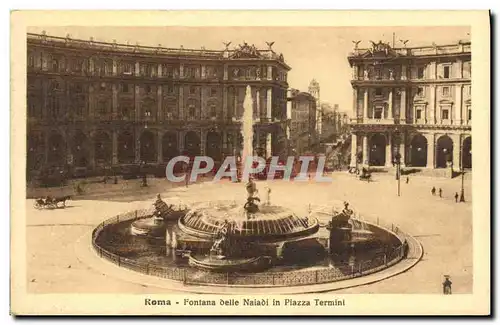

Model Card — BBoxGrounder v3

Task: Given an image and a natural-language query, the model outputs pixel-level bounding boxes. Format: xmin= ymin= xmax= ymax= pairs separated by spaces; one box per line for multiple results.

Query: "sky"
xmin=28 ymin=26 xmax=470 ymax=115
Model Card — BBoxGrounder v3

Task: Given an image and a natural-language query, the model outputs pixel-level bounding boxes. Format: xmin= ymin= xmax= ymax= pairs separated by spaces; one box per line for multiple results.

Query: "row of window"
xmin=415 ymin=85 xmax=472 ymax=97
xmin=367 ymin=86 xmax=471 ymax=98
xmin=38 ymin=81 xmax=223 ymax=97
xmin=29 ymin=54 xmax=287 ymax=81
xmin=369 ymin=105 xmax=472 ymax=122
xmin=356 ymin=62 xmax=471 ymax=80
xmin=28 ymin=104 xmax=222 ymax=119
xmin=414 ymin=106 xmax=472 ymax=121
xmin=28 ymin=54 xmax=226 ymax=78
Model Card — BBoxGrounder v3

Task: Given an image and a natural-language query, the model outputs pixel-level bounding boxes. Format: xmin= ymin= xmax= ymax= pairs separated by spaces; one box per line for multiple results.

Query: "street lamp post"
xmin=394 ymin=151 xmax=401 ymax=197
xmin=460 ymin=168 xmax=466 ymax=202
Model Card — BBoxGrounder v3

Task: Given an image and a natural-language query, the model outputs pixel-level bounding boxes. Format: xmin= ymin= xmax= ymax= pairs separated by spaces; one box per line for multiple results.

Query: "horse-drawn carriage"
xmin=348 ymin=166 xmax=372 ymax=182
xmin=34 ymin=196 xmax=71 ymax=210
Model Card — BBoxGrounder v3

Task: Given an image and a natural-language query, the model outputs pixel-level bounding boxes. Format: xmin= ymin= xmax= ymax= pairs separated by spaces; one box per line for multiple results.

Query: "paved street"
xmin=26 ymin=171 xmax=472 ymax=294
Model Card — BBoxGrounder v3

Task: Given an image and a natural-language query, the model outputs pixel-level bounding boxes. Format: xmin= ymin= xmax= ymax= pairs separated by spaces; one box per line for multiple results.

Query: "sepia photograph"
xmin=10 ymin=10 xmax=490 ymax=316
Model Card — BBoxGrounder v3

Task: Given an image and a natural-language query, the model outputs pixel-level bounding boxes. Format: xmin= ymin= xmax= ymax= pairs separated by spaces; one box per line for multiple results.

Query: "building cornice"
xmin=27 ymin=33 xmax=291 ymax=70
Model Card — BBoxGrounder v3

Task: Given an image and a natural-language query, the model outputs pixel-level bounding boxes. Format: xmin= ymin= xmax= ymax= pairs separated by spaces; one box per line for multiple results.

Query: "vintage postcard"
xmin=10 ymin=10 xmax=490 ymax=316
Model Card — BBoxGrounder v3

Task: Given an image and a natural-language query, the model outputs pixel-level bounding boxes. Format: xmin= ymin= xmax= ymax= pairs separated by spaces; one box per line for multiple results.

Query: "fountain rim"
xmin=177 ymin=202 xmax=320 ymax=241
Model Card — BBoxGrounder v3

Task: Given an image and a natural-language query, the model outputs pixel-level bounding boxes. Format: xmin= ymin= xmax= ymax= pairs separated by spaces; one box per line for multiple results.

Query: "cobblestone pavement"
xmin=25 ymin=172 xmax=472 ymax=294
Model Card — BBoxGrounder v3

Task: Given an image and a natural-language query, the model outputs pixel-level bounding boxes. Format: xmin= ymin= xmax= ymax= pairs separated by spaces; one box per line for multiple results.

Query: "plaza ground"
xmin=25 ymin=171 xmax=472 ymax=294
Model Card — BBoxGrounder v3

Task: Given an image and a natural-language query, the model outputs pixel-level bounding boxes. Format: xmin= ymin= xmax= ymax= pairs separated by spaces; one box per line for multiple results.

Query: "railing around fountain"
xmin=92 ymin=209 xmax=410 ymax=287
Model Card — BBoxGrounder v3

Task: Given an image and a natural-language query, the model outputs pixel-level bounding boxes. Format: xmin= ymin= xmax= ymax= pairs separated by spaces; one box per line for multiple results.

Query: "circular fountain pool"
xmin=92 ymin=194 xmax=408 ymax=287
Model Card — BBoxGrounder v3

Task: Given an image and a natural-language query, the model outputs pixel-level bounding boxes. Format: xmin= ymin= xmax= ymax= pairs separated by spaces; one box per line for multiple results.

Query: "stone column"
xmin=455 ymin=85 xmax=463 ymax=125
xmin=267 ymin=65 xmax=273 ymax=81
xmin=363 ymin=89 xmax=368 ymax=119
xmin=266 ymin=133 xmax=272 ymax=157
xmin=112 ymin=130 xmax=118 ymax=165
xmin=179 ymin=63 xmax=184 ymax=79
xmin=222 ymin=130 xmax=228 ymax=152
xmin=456 ymin=59 xmax=463 ymax=78
xmin=88 ymin=130 xmax=95 ymax=169
xmin=362 ymin=134 xmax=369 ymax=166
xmin=388 ymin=88 xmax=393 ymax=119
xmin=350 ymin=132 xmax=357 ymax=167
xmin=431 ymin=61 xmax=437 ymax=79
xmin=179 ymin=86 xmax=184 ymax=120
xmin=88 ymin=84 xmax=94 ymax=121
xmin=43 ymin=131 xmax=49 ymax=165
xmin=425 ymin=133 xmax=435 ymax=168
xmin=429 ymin=85 xmax=435 ymax=124
xmin=158 ymin=63 xmax=162 ymax=77
xmin=112 ymin=57 xmax=117 ymax=76
xmin=157 ymin=85 xmax=163 ymax=122
xmin=256 ymin=89 xmax=260 ymax=120
xmin=41 ymin=52 xmax=48 ymax=71
xmin=135 ymin=85 xmax=141 ymax=122
xmin=178 ymin=131 xmax=185 ymax=153
xmin=353 ymin=88 xmax=358 ymax=118
xmin=200 ymin=87 xmax=205 ymax=120
xmin=157 ymin=130 xmax=163 ymax=164
xmin=400 ymin=88 xmax=406 ymax=123
xmin=401 ymin=64 xmax=407 ymax=80
xmin=352 ymin=65 xmax=358 ymax=79
xmin=201 ymin=65 xmax=206 ymax=79
xmin=399 ymin=132 xmax=406 ymax=167
xmin=135 ymin=62 xmax=140 ymax=77
xmin=88 ymin=57 xmax=94 ymax=74
xmin=385 ymin=132 xmax=392 ymax=167
xmin=451 ymin=133 xmax=461 ymax=171
xmin=222 ymin=86 xmax=228 ymax=120
xmin=112 ymin=83 xmax=118 ymax=119
xmin=200 ymin=129 xmax=207 ymax=156
xmin=233 ymin=131 xmax=239 ymax=156
xmin=223 ymin=64 xmax=228 ymax=80
xmin=135 ymin=128 xmax=141 ymax=163
xmin=267 ymin=87 xmax=272 ymax=120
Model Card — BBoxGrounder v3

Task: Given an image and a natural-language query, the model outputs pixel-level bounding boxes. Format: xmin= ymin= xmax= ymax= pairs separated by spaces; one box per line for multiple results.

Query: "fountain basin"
xmin=130 ymin=217 xmax=165 ymax=237
xmin=187 ymin=254 xmax=272 ymax=273
xmin=178 ymin=201 xmax=319 ymax=242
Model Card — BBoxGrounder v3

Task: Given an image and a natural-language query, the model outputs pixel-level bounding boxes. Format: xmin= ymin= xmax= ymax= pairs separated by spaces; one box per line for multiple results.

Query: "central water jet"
xmin=240 ymin=85 xmax=255 ymax=179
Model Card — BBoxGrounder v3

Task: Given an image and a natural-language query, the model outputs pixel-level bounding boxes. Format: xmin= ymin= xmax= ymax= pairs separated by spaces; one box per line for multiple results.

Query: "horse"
xmin=359 ymin=173 xmax=372 ymax=182
xmin=34 ymin=198 xmax=46 ymax=209
xmin=53 ymin=195 xmax=71 ymax=208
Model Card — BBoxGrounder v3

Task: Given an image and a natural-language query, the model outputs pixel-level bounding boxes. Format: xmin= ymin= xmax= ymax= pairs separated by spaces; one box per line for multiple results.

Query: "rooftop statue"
xmin=369 ymin=40 xmax=391 ymax=55
xmin=232 ymin=42 xmax=261 ymax=59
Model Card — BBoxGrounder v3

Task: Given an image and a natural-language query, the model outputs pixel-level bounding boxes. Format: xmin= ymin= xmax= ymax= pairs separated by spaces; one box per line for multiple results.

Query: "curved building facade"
xmin=27 ymin=33 xmax=291 ymax=177
xmin=347 ymin=40 xmax=472 ymax=172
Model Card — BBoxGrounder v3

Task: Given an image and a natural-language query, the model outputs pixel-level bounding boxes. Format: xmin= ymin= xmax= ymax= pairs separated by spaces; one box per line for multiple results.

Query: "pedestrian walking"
xmin=431 ymin=187 xmax=436 ymax=196
xmin=406 ymin=176 xmax=409 ymax=184
xmin=455 ymin=192 xmax=459 ymax=203
xmin=439 ymin=188 xmax=442 ymax=198
xmin=442 ymin=276 xmax=452 ymax=295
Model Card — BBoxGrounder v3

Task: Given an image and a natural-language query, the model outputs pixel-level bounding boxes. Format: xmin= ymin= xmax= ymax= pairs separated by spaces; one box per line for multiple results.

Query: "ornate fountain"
xmin=130 ymin=194 xmax=177 ymax=237
xmin=178 ymin=183 xmax=320 ymax=272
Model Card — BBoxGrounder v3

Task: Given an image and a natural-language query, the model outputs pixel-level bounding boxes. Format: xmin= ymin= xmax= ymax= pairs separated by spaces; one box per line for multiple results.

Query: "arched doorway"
xmin=72 ymin=131 xmax=89 ymax=167
xmin=162 ymin=132 xmax=178 ymax=161
xmin=94 ymin=131 xmax=112 ymax=165
xmin=369 ymin=134 xmax=386 ymax=166
xmin=462 ymin=136 xmax=472 ymax=169
xmin=436 ymin=135 xmax=453 ymax=168
xmin=118 ymin=131 xmax=135 ymax=163
xmin=140 ymin=131 xmax=156 ymax=163
xmin=184 ymin=131 xmax=200 ymax=157
xmin=409 ymin=134 xmax=428 ymax=167
xmin=47 ymin=131 xmax=65 ymax=167
xmin=206 ymin=131 xmax=222 ymax=161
